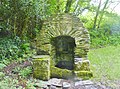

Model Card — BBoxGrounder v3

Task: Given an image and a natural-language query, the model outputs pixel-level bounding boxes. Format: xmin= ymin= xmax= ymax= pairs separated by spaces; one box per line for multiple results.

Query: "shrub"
xmin=90 ymin=29 xmax=120 ymax=48
xmin=0 ymin=36 xmax=31 ymax=61
xmin=19 ymin=66 xmax=32 ymax=78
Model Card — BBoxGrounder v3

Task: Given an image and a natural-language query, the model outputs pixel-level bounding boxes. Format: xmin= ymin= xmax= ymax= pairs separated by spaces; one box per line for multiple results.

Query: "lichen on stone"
xmin=74 ymin=71 xmax=93 ymax=79
xmin=32 ymin=55 xmax=50 ymax=80
xmin=74 ymin=60 xmax=90 ymax=71
xmin=50 ymin=66 xmax=73 ymax=79
xmin=36 ymin=13 xmax=90 ymax=59
xmin=32 ymin=13 xmax=92 ymax=80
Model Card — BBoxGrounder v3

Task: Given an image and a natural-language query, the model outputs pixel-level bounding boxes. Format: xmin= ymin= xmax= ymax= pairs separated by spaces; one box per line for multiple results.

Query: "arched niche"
xmin=36 ymin=13 xmax=90 ymax=69
xmin=50 ymin=35 xmax=76 ymax=70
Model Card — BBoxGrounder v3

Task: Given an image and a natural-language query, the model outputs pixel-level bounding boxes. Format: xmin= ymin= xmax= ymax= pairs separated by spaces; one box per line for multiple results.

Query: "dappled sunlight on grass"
xmin=88 ymin=45 xmax=120 ymax=80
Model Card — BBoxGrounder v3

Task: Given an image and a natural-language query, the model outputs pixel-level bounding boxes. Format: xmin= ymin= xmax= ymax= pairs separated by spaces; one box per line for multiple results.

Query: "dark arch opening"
xmin=51 ymin=35 xmax=76 ymax=70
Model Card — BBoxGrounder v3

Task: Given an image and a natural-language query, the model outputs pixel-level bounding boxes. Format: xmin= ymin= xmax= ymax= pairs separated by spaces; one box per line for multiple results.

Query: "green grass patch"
xmin=88 ymin=45 xmax=120 ymax=80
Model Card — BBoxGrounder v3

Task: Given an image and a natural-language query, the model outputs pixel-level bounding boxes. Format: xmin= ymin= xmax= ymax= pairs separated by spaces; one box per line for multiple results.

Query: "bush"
xmin=90 ymin=29 xmax=120 ymax=48
xmin=0 ymin=36 xmax=31 ymax=61
xmin=19 ymin=66 xmax=32 ymax=78
xmin=108 ymin=35 xmax=120 ymax=46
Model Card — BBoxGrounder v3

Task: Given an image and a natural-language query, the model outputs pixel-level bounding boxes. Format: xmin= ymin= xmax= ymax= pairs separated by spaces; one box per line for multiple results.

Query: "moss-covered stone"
xmin=50 ymin=66 xmax=73 ymax=79
xmin=36 ymin=13 xmax=90 ymax=60
xmin=33 ymin=13 xmax=92 ymax=79
xmin=50 ymin=59 xmax=73 ymax=79
xmin=33 ymin=70 xmax=50 ymax=80
xmin=74 ymin=71 xmax=93 ymax=79
xmin=74 ymin=60 xmax=90 ymax=71
xmin=32 ymin=55 xmax=50 ymax=80
xmin=50 ymin=58 xmax=55 ymax=66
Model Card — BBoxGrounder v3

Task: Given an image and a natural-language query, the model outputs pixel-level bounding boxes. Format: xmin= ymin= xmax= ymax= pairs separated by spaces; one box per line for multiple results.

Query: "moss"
xmin=50 ymin=59 xmax=55 ymax=66
xmin=33 ymin=55 xmax=50 ymax=60
xmin=33 ymin=70 xmax=50 ymax=81
xmin=32 ymin=55 xmax=50 ymax=80
xmin=74 ymin=71 xmax=93 ymax=79
xmin=50 ymin=59 xmax=73 ymax=78
xmin=74 ymin=60 xmax=90 ymax=71
xmin=50 ymin=66 xmax=73 ymax=79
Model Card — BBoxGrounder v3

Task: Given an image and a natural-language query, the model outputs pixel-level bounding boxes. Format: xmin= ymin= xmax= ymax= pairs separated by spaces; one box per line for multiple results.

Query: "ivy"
xmin=0 ymin=36 xmax=31 ymax=61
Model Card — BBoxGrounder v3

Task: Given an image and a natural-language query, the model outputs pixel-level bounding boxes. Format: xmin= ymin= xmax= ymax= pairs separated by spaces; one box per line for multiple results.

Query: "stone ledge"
xmin=74 ymin=71 xmax=93 ymax=80
xmin=50 ymin=66 xmax=73 ymax=79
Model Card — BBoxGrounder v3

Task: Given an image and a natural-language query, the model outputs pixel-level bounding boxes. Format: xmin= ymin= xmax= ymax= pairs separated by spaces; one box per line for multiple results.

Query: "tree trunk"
xmin=97 ymin=0 xmax=109 ymax=28
xmin=64 ymin=0 xmax=73 ymax=13
xmin=13 ymin=16 xmax=17 ymax=37
xmin=93 ymin=0 xmax=102 ymax=30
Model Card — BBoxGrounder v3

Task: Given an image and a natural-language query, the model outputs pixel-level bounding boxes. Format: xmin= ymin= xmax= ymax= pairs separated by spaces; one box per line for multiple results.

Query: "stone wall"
xmin=36 ymin=13 xmax=90 ymax=60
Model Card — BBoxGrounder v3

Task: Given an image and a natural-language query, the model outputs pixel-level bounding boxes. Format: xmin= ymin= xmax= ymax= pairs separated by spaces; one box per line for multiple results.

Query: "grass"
xmin=88 ymin=45 xmax=120 ymax=81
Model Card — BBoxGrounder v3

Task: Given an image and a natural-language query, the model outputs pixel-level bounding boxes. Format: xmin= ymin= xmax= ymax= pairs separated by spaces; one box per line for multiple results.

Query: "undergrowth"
xmin=90 ymin=29 xmax=120 ymax=48
xmin=0 ymin=36 xmax=33 ymax=62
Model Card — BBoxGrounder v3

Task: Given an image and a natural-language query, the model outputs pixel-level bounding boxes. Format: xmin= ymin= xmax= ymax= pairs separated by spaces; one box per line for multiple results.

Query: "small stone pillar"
xmin=74 ymin=58 xmax=93 ymax=79
xmin=32 ymin=55 xmax=50 ymax=80
xmin=74 ymin=58 xmax=90 ymax=71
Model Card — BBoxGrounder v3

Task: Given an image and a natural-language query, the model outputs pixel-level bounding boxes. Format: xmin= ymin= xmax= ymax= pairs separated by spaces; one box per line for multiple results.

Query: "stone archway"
xmin=36 ymin=13 xmax=90 ymax=60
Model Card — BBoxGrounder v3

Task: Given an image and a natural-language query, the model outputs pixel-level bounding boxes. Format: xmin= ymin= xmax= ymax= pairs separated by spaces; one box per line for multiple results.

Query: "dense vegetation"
xmin=0 ymin=0 xmax=120 ymax=88
xmin=0 ymin=0 xmax=120 ymax=61
xmin=1 ymin=0 xmax=120 ymax=46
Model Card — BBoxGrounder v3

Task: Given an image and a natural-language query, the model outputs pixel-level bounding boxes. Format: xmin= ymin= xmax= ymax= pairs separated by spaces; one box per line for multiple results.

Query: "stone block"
xmin=32 ymin=55 xmax=50 ymax=80
xmin=74 ymin=71 xmax=93 ymax=79
xmin=33 ymin=70 xmax=50 ymax=80
xmin=74 ymin=59 xmax=90 ymax=71
xmin=50 ymin=66 xmax=73 ymax=79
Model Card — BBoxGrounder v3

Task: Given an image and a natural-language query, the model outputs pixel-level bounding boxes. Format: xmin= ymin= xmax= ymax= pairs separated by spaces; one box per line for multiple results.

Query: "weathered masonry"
xmin=33 ymin=13 xmax=92 ymax=80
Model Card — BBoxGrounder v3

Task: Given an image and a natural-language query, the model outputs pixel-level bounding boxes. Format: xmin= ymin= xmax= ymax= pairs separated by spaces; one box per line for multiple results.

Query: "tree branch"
xmin=111 ymin=2 xmax=120 ymax=13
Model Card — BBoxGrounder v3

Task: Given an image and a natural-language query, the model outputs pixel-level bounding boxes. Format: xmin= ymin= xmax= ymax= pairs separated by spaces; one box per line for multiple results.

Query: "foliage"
xmin=12 ymin=66 xmax=32 ymax=78
xmin=108 ymin=35 xmax=120 ymax=46
xmin=0 ymin=0 xmax=49 ymax=39
xmin=90 ymin=29 xmax=109 ymax=48
xmin=1 ymin=0 xmax=120 ymax=48
xmin=0 ymin=76 xmax=37 ymax=89
xmin=0 ymin=72 xmax=5 ymax=80
xmin=90 ymin=29 xmax=120 ymax=48
xmin=19 ymin=66 xmax=32 ymax=78
xmin=0 ymin=0 xmax=92 ymax=39
xmin=0 ymin=36 xmax=32 ymax=61
xmin=0 ymin=76 xmax=22 ymax=89
xmin=80 ymin=10 xmax=120 ymax=47
xmin=0 ymin=63 xmax=6 ymax=71
xmin=72 ymin=0 xmax=91 ymax=15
